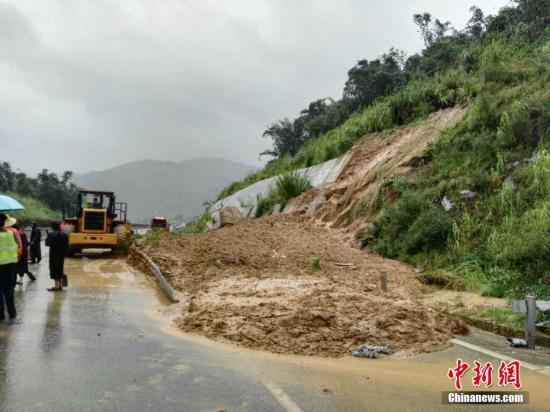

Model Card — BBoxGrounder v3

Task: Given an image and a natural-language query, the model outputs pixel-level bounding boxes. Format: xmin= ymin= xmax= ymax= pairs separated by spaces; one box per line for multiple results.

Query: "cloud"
xmin=0 ymin=0 xmax=509 ymax=175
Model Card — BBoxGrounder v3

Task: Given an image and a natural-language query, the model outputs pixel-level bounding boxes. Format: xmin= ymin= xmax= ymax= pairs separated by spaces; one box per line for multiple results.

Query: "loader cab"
xmin=64 ymin=191 xmax=127 ymax=230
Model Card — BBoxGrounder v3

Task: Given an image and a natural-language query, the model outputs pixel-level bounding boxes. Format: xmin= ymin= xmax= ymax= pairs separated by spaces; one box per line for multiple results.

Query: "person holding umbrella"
xmin=0 ymin=213 xmax=19 ymax=319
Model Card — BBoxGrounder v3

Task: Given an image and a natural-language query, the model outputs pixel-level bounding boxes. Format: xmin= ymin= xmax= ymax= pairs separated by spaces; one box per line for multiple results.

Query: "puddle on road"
xmin=64 ymin=252 xmax=160 ymax=292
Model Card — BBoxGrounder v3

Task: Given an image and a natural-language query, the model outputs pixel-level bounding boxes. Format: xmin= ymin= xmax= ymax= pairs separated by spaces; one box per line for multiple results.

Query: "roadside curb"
xmin=458 ymin=315 xmax=550 ymax=348
xmin=130 ymin=248 xmax=180 ymax=303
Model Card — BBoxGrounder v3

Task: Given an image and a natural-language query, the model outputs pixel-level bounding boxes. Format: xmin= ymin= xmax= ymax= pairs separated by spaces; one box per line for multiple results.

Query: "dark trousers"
xmin=31 ymin=244 xmax=41 ymax=263
xmin=0 ymin=287 xmax=16 ymax=319
xmin=0 ymin=263 xmax=16 ymax=319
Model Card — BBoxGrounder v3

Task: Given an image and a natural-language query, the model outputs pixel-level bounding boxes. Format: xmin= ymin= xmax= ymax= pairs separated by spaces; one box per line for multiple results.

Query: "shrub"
xmin=402 ymin=207 xmax=454 ymax=254
xmin=273 ymin=171 xmax=312 ymax=207
xmin=254 ymin=172 xmax=312 ymax=217
xmin=254 ymin=193 xmax=278 ymax=217
xmin=309 ymin=256 xmax=321 ymax=271
xmin=496 ymin=97 xmax=550 ymax=149
xmin=488 ymin=202 xmax=550 ymax=276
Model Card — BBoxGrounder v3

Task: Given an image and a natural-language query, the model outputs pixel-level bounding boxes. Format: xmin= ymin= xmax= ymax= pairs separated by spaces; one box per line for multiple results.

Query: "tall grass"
xmin=182 ymin=209 xmax=212 ymax=234
xmin=254 ymin=172 xmax=312 ymax=217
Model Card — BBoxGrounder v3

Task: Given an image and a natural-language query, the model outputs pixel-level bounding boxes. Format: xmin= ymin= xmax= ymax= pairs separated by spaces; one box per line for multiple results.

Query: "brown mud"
xmin=130 ymin=215 xmax=466 ymax=356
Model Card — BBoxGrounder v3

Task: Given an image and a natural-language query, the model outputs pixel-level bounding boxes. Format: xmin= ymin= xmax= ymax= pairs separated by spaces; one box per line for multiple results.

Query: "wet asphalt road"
xmin=0 ymin=252 xmax=549 ymax=412
xmin=0 ymin=254 xmax=288 ymax=412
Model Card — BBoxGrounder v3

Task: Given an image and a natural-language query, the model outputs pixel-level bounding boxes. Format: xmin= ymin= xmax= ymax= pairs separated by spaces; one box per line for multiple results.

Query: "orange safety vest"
xmin=6 ymin=227 xmax=23 ymax=257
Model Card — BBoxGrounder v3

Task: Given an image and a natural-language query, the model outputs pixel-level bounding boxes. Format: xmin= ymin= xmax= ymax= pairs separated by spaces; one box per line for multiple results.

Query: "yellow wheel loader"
xmin=62 ymin=190 xmax=132 ymax=255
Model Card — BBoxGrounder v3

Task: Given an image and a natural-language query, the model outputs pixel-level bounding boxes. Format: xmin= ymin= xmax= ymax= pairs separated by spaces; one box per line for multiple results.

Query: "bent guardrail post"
xmin=135 ymin=249 xmax=180 ymax=303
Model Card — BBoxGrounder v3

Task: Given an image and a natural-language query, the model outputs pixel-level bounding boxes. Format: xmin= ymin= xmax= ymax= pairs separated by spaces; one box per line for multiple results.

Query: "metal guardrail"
xmin=132 ymin=249 xmax=180 ymax=303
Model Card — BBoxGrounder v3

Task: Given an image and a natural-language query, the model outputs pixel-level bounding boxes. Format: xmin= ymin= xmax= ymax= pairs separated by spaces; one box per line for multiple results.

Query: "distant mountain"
xmin=73 ymin=158 xmax=256 ymax=223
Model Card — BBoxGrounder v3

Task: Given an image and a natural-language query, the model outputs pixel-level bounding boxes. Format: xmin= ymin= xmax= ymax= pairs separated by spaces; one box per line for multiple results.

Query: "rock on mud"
xmin=219 ymin=207 xmax=243 ymax=227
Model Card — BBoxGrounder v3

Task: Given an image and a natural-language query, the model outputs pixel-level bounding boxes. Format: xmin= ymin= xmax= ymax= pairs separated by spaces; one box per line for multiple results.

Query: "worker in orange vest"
xmin=4 ymin=216 xmax=22 ymax=257
xmin=0 ymin=213 xmax=19 ymax=319
xmin=4 ymin=215 xmax=23 ymax=288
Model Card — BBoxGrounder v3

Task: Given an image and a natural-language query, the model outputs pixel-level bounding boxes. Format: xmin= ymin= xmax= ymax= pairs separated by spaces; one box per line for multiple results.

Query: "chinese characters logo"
xmin=447 ymin=358 xmax=521 ymax=390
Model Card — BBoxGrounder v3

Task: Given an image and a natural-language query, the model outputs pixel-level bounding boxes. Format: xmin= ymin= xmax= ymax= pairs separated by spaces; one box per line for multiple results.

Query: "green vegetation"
xmin=218 ymin=1 xmax=550 ymax=299
xmin=0 ymin=162 xmax=78 ymax=212
xmin=254 ymin=172 xmax=312 ymax=217
xmin=309 ymin=256 xmax=321 ymax=271
xmin=181 ymin=209 xmax=213 ymax=234
xmin=363 ymin=13 xmax=550 ymax=298
xmin=142 ymin=228 xmax=175 ymax=247
xmin=7 ymin=192 xmax=61 ymax=225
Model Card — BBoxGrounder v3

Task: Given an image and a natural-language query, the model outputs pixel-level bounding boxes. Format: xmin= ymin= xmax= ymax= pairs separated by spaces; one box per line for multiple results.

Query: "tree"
xmin=515 ymin=0 xmax=550 ymax=39
xmin=413 ymin=12 xmax=434 ymax=46
xmin=466 ymin=6 xmax=485 ymax=40
xmin=14 ymin=173 xmax=34 ymax=196
xmin=413 ymin=12 xmax=453 ymax=46
xmin=343 ymin=49 xmax=405 ymax=111
xmin=261 ymin=118 xmax=306 ymax=157
xmin=0 ymin=161 xmax=78 ymax=211
xmin=296 ymin=98 xmax=350 ymax=140
xmin=487 ymin=0 xmax=550 ymax=40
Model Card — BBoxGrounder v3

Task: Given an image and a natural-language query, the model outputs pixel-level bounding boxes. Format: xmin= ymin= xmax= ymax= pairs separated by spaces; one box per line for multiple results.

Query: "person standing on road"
xmin=4 ymin=216 xmax=23 ymax=289
xmin=12 ymin=223 xmax=36 ymax=284
xmin=30 ymin=222 xmax=42 ymax=264
xmin=45 ymin=222 xmax=68 ymax=292
xmin=0 ymin=213 xmax=19 ymax=319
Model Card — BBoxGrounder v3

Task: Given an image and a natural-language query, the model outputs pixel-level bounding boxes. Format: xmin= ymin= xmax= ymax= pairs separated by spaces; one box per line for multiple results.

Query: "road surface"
xmin=0 ymin=252 xmax=549 ymax=411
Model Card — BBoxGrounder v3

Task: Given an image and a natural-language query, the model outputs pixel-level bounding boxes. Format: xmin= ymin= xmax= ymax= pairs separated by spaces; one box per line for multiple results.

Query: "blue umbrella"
xmin=0 ymin=194 xmax=25 ymax=211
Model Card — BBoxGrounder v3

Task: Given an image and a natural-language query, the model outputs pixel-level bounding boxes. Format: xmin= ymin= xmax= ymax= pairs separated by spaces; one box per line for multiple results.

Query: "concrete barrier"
xmin=208 ymin=153 xmax=350 ymax=228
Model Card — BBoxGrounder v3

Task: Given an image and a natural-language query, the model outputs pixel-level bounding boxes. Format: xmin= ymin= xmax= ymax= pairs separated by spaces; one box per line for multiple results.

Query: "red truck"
xmin=150 ymin=217 xmax=169 ymax=230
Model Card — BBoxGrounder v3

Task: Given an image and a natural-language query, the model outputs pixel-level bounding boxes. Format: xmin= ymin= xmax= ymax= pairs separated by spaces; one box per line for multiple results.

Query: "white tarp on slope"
xmin=209 ymin=154 xmax=349 ymax=227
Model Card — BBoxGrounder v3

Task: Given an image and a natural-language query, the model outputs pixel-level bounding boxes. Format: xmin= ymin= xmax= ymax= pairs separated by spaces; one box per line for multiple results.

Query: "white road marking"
xmin=261 ymin=376 xmax=304 ymax=412
xmin=451 ymin=338 xmax=550 ymax=375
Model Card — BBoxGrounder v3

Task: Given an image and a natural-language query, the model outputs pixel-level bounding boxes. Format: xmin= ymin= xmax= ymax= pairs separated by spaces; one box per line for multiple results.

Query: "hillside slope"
xmin=286 ymin=107 xmax=467 ymax=243
xmin=214 ymin=1 xmax=550 ymax=300
xmin=74 ymin=158 xmax=255 ymax=222
xmin=6 ymin=192 xmax=61 ymax=225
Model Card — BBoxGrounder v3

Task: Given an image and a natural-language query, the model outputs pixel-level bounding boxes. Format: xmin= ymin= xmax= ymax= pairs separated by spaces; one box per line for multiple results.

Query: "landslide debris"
xmin=130 ymin=215 xmax=466 ymax=356
xmin=286 ymin=107 xmax=467 ymax=244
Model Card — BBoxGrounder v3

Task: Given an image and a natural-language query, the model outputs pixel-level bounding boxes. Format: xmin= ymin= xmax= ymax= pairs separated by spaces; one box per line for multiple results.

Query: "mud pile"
xmin=131 ymin=215 xmax=466 ymax=356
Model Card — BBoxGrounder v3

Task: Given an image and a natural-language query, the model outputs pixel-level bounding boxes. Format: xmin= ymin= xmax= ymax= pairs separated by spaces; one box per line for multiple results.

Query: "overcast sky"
xmin=1 ymin=0 xmax=510 ymax=175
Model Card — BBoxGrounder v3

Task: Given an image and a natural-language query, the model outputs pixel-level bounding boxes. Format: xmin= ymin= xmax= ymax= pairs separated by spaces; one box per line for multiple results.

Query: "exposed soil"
xmin=130 ymin=215 xmax=467 ymax=356
xmin=286 ymin=107 xmax=467 ymax=245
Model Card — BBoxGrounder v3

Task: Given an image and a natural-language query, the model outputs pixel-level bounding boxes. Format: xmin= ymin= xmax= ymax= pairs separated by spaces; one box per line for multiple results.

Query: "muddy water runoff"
xmin=0 ymin=252 xmax=548 ymax=411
